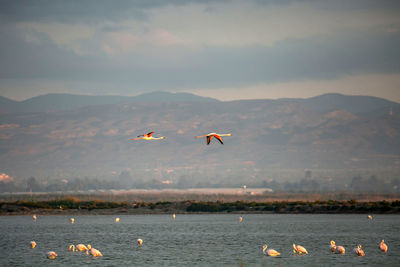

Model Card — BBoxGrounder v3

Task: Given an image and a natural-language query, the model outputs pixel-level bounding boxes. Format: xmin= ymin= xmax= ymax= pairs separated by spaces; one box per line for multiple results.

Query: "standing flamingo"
xmin=293 ymin=243 xmax=308 ymax=255
xmin=354 ymin=244 xmax=365 ymax=256
xmin=194 ymin=132 xmax=232 ymax=145
xmin=73 ymin=244 xmax=88 ymax=252
xmin=46 ymin=251 xmax=58 ymax=259
xmin=380 ymin=240 xmax=388 ymax=252
xmin=330 ymin=240 xmax=336 ymax=252
xmin=330 ymin=240 xmax=345 ymax=254
xmin=33 ymin=214 xmax=37 ymax=221
xmin=262 ymin=244 xmax=280 ymax=257
xmin=86 ymin=245 xmax=103 ymax=257
xmin=30 ymin=241 xmax=36 ymax=249
xmin=137 ymin=238 xmax=143 ymax=246
xmin=131 ymin=132 xmax=165 ymax=140
xmin=335 ymin=245 xmax=346 ymax=254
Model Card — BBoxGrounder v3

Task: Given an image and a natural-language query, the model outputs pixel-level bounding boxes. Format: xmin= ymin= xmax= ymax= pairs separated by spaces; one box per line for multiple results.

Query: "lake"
xmin=0 ymin=214 xmax=398 ymax=266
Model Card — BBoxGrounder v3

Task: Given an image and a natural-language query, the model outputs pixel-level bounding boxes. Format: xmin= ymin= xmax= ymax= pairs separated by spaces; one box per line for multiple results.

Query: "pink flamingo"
xmin=132 ymin=132 xmax=165 ymax=140
xmin=195 ymin=132 xmax=232 ymax=145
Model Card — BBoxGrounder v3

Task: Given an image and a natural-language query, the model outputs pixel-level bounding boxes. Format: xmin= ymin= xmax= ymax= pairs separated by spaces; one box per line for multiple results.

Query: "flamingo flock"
xmin=27 ymin=214 xmax=389 ymax=261
xmin=67 ymin=244 xmax=102 ymax=257
xmin=37 ymin=238 xmax=389 ymax=260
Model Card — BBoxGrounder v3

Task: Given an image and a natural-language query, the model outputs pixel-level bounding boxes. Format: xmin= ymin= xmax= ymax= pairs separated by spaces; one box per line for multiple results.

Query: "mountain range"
xmin=0 ymin=92 xmax=218 ymax=114
xmin=0 ymin=92 xmax=399 ymax=186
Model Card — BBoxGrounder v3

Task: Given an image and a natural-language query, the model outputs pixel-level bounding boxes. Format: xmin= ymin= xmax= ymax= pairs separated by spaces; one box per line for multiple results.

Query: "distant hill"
xmin=0 ymin=92 xmax=399 ymax=184
xmin=131 ymin=91 xmax=219 ymax=103
xmin=295 ymin=93 xmax=398 ymax=114
xmin=1 ymin=92 xmax=398 ymax=114
xmin=0 ymin=96 xmax=17 ymax=114
xmin=0 ymin=92 xmax=220 ymax=113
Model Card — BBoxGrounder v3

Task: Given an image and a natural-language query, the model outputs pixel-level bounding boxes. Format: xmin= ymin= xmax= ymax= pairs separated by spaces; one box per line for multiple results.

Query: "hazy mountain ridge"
xmin=281 ymin=93 xmax=399 ymax=114
xmin=0 ymin=93 xmax=399 ymax=185
xmin=0 ymin=92 xmax=220 ymax=113
xmin=0 ymin=92 xmax=398 ymax=114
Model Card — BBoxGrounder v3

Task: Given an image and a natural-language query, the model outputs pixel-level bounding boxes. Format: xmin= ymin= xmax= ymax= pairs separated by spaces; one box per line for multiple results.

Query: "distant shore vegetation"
xmin=1 ymin=198 xmax=399 ymax=215
xmin=1 ymin=173 xmax=399 ymax=194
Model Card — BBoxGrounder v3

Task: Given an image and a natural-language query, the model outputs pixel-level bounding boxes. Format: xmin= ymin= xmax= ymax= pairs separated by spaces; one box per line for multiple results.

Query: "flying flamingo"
xmin=354 ymin=244 xmax=365 ymax=256
xmin=380 ymin=240 xmax=388 ymax=252
xmin=293 ymin=243 xmax=308 ymax=255
xmin=262 ymin=244 xmax=280 ymax=257
xmin=132 ymin=132 xmax=165 ymax=140
xmin=86 ymin=245 xmax=103 ymax=257
xmin=194 ymin=132 xmax=232 ymax=145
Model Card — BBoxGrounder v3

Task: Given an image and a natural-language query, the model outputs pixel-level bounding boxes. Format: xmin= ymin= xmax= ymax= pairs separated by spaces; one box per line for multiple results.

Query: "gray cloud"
xmin=2 ymin=0 xmax=399 ymax=24
xmin=0 ymin=0 xmax=146 ymax=23
xmin=1 ymin=0 xmax=400 ymax=100
xmin=309 ymin=0 xmax=400 ymax=11
xmin=0 ymin=0 xmax=229 ymax=23
xmin=1 ymin=24 xmax=399 ymax=92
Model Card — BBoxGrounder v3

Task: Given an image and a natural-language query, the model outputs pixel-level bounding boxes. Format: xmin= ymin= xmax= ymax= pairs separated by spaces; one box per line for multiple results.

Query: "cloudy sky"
xmin=0 ymin=0 xmax=399 ymax=101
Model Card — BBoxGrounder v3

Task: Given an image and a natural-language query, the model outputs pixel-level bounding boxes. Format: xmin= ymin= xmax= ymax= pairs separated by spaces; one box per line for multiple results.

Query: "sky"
xmin=0 ymin=0 xmax=400 ymax=102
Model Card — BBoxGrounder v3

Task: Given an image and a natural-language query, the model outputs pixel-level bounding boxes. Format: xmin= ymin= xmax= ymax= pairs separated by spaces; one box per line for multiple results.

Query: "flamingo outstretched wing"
xmin=213 ymin=134 xmax=224 ymax=144
xmin=137 ymin=132 xmax=154 ymax=138
xmin=206 ymin=135 xmax=211 ymax=145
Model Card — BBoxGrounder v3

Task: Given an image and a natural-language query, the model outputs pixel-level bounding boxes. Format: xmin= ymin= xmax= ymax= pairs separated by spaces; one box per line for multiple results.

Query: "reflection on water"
xmin=0 ymin=214 xmax=399 ymax=266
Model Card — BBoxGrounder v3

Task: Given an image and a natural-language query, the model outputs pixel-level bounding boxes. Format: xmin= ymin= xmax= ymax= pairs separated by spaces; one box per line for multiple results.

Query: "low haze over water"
xmin=0 ymin=214 xmax=398 ymax=266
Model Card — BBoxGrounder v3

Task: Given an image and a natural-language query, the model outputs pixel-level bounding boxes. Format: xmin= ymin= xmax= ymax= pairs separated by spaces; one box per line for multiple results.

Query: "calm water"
xmin=0 ymin=214 xmax=399 ymax=266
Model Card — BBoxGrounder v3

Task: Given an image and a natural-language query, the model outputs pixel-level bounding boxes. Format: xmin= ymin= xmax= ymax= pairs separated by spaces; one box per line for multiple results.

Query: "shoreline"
xmin=3 ymin=210 xmax=400 ymax=216
xmin=1 ymin=199 xmax=399 ymax=216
